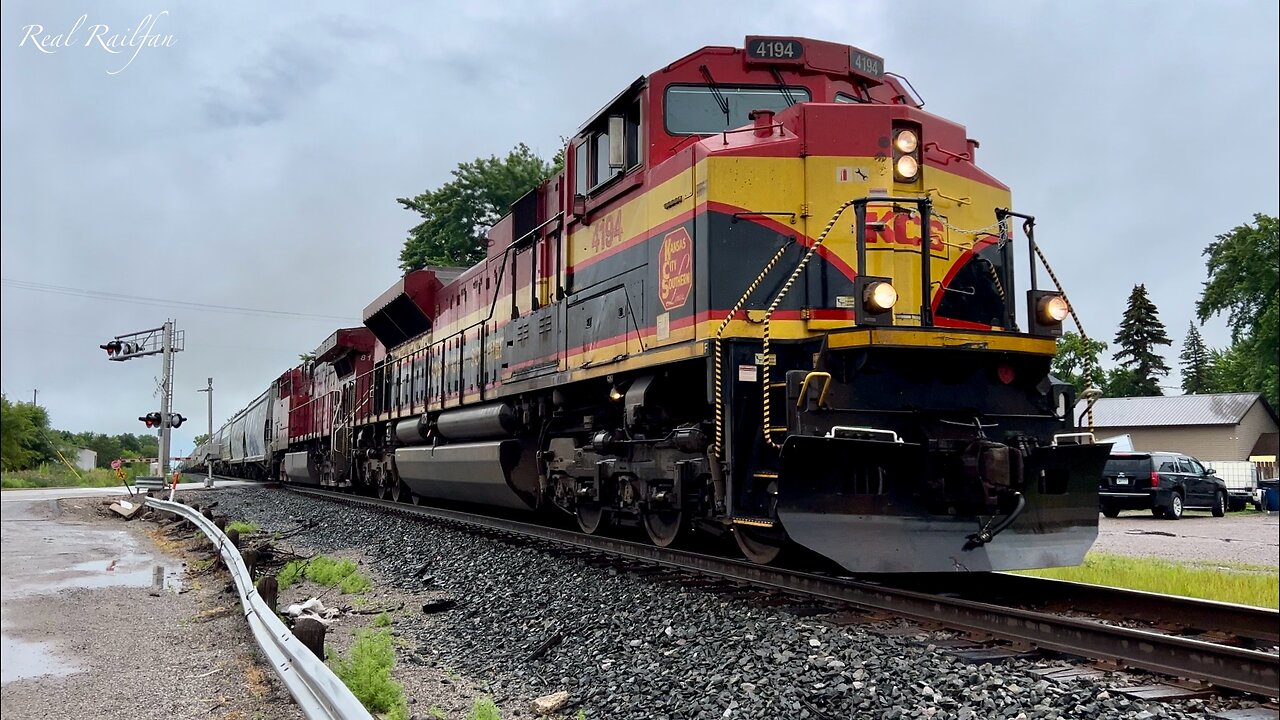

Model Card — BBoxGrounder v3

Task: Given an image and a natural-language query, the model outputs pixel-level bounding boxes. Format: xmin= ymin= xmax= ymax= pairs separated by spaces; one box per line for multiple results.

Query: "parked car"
xmin=1098 ymin=451 xmax=1229 ymax=519
xmin=1255 ymin=477 xmax=1279 ymax=511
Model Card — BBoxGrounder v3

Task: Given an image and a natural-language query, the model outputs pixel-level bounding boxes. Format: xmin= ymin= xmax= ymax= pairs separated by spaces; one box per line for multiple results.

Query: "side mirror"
xmin=1205 ymin=468 xmax=1217 ymax=476
xmin=572 ymin=194 xmax=587 ymax=222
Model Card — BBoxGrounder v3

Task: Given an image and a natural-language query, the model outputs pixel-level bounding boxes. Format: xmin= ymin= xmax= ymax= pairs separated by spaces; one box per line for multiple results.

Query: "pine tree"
xmin=1179 ymin=322 xmax=1211 ymax=394
xmin=1111 ymin=284 xmax=1171 ymax=396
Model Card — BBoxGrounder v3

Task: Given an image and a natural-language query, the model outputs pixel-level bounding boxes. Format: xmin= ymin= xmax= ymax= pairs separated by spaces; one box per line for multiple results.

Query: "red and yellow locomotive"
xmin=204 ymin=37 xmax=1108 ymax=573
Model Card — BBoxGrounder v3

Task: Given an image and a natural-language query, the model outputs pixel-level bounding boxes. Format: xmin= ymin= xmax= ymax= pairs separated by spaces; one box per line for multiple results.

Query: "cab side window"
xmin=1184 ymin=458 xmax=1206 ymax=475
xmin=575 ymin=97 xmax=643 ymax=196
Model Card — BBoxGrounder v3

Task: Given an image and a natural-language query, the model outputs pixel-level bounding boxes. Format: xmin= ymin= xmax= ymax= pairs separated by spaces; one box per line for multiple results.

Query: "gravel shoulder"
xmin=205 ymin=486 xmax=1276 ymax=720
xmin=1095 ymin=510 xmax=1280 ymax=567
xmin=0 ymin=494 xmax=303 ymax=720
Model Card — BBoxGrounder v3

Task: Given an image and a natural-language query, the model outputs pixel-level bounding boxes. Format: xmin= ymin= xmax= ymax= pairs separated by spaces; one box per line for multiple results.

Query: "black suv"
xmin=1099 ymin=452 xmax=1229 ymax=519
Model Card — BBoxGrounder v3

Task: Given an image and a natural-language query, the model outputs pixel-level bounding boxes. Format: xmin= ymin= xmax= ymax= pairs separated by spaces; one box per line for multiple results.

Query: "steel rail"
xmin=145 ymin=497 xmax=373 ymax=720
xmin=891 ymin=572 xmax=1280 ymax=646
xmin=280 ymin=485 xmax=1280 ymax=697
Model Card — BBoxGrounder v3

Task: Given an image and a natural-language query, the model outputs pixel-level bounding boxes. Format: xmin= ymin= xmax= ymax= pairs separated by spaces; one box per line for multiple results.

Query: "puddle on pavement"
xmin=46 ymin=556 xmax=185 ymax=593
xmin=0 ymin=631 xmax=81 ymax=683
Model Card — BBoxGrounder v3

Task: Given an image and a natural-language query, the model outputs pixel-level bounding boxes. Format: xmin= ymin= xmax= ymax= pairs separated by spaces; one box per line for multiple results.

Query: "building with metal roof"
xmin=1074 ymin=392 xmax=1278 ymax=464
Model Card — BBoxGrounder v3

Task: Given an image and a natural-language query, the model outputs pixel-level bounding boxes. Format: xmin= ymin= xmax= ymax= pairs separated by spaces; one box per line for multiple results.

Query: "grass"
xmin=1017 ymin=551 xmax=1279 ymax=608
xmin=277 ymin=555 xmax=372 ymax=594
xmin=329 ymin=629 xmax=408 ymax=720
xmin=373 ymin=611 xmax=392 ymax=627
xmin=469 ymin=697 xmax=501 ymax=720
xmin=2 ymin=465 xmax=133 ymax=489
xmin=226 ymin=520 xmax=259 ymax=535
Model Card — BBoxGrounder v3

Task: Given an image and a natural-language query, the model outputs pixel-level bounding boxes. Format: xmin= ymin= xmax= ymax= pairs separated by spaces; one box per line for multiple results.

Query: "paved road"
xmin=0 ymin=479 xmax=252 ymax=504
xmin=1094 ymin=509 xmax=1280 ymax=567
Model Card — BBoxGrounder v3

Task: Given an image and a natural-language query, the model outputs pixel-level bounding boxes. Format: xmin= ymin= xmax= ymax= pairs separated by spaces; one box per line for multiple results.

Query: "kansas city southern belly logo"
xmin=659 ymin=228 xmax=693 ymax=311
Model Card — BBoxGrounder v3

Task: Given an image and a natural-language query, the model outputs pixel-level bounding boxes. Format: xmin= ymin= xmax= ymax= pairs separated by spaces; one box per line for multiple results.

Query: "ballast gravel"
xmin=207 ymin=486 xmax=1267 ymax=720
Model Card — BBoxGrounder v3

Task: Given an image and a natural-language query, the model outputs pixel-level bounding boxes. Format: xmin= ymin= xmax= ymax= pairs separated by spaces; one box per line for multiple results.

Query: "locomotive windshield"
xmin=664 ymin=84 xmax=809 ymax=134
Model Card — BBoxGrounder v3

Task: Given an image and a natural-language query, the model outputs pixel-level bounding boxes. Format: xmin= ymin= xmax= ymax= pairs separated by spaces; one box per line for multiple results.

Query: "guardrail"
xmin=144 ymin=497 xmax=371 ymax=720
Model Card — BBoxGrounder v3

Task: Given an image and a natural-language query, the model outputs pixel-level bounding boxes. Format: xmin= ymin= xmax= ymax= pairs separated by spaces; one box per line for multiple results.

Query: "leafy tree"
xmin=193 ymin=433 xmax=210 ymax=446
xmin=1052 ymin=331 xmax=1107 ymax=397
xmin=1205 ymin=345 xmax=1254 ymax=395
xmin=1111 ymin=284 xmax=1171 ymax=396
xmin=1103 ymin=367 xmax=1144 ymax=399
xmin=1195 ymin=213 xmax=1279 ymax=408
xmin=1 ymin=395 xmax=36 ymax=471
xmin=1179 ymin=322 xmax=1212 ymax=394
xmin=397 ymin=143 xmax=562 ymax=271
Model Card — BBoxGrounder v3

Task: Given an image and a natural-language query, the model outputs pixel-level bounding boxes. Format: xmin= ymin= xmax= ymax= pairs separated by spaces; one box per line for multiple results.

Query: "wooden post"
xmin=214 ymin=517 xmax=227 ymax=533
xmin=226 ymin=528 xmax=240 ymax=549
xmin=257 ymin=575 xmax=279 ymax=613
xmin=241 ymin=548 xmax=259 ymax=577
xmin=293 ymin=617 xmax=326 ymax=659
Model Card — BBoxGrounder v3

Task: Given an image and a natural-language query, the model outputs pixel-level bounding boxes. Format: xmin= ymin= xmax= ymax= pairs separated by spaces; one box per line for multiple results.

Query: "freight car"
xmin=200 ymin=36 xmax=1109 ymax=572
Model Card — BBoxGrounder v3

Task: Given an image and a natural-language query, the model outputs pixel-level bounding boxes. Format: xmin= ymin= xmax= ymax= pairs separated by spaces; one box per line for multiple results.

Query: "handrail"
xmin=145 ymin=497 xmax=372 ymax=720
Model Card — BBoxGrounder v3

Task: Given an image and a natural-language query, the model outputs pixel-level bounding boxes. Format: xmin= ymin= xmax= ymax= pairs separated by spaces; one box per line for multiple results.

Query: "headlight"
xmin=895 ymin=155 xmax=919 ymax=181
xmin=864 ymin=280 xmax=898 ymax=312
xmin=894 ymin=129 xmax=919 ymax=154
xmin=1037 ymin=294 xmax=1070 ymax=324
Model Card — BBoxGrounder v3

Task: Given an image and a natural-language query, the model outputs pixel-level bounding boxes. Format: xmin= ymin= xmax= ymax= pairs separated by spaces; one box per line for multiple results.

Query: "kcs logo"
xmin=865 ymin=210 xmax=945 ymax=251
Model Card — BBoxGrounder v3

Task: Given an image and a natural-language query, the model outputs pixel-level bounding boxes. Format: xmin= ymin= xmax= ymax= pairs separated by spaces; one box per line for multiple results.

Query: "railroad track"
xmin=264 ymin=483 xmax=1278 ymax=697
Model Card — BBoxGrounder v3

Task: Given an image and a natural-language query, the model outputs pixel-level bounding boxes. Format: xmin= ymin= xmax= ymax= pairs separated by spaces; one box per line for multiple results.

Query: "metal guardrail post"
xmin=145 ymin=497 xmax=371 ymax=720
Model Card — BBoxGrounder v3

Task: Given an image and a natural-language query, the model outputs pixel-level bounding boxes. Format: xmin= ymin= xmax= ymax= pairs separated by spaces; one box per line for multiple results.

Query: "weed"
xmin=429 ymin=708 xmax=447 ymax=720
xmin=276 ymin=555 xmax=372 ymax=594
xmin=329 ymin=629 xmax=408 ymax=719
xmin=226 ymin=520 xmax=259 ymax=535
xmin=1017 ymin=551 xmax=1279 ymax=608
xmin=578 ymin=710 xmax=587 ymax=720
xmin=340 ymin=572 xmax=372 ymax=594
xmin=469 ymin=697 xmax=501 ymax=720
xmin=373 ymin=611 xmax=392 ymax=627
xmin=2 ymin=465 xmax=132 ymax=490
xmin=278 ymin=560 xmax=306 ymax=589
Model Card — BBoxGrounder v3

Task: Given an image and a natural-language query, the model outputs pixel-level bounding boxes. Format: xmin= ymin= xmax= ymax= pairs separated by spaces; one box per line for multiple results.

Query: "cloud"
xmin=1 ymin=0 xmax=1276 ymax=451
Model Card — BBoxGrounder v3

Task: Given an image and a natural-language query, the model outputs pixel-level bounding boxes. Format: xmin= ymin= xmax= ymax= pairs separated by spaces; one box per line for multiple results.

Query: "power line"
xmin=1 ymin=278 xmax=358 ymax=323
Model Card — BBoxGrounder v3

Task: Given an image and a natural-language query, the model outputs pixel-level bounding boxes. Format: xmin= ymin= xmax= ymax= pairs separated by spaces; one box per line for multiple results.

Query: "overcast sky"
xmin=2 ymin=1 xmax=1277 ymax=454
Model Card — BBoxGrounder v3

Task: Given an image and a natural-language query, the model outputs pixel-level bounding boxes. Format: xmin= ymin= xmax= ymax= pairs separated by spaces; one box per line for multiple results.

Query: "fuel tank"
xmin=394 ymin=439 xmax=536 ymax=510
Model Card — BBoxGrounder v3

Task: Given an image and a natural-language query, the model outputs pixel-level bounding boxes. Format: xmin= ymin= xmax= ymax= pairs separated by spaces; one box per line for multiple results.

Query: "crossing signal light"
xmin=139 ymin=412 xmax=162 ymax=428
xmin=101 ymin=340 xmax=142 ymax=359
xmin=168 ymin=413 xmax=186 ymax=429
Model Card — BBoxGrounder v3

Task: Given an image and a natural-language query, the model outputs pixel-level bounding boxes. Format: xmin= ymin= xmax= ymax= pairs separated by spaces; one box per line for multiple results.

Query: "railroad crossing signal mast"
xmin=101 ymin=320 xmax=185 ymax=483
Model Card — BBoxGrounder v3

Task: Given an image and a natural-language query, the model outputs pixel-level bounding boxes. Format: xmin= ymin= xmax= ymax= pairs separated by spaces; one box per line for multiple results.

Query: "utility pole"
xmin=198 ymin=377 xmax=213 ymax=488
xmin=32 ymin=389 xmax=37 ymax=405
xmin=160 ymin=320 xmax=174 ymax=495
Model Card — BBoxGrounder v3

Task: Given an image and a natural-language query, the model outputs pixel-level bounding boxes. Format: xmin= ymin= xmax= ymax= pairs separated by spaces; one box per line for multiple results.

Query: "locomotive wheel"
xmin=642 ymin=509 xmax=685 ymax=547
xmin=576 ymin=505 xmax=606 ymax=534
xmin=734 ymin=524 xmax=788 ymax=565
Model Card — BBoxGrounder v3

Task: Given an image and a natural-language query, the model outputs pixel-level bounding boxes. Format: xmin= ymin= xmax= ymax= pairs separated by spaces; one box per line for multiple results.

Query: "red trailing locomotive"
xmin=198 ymin=36 xmax=1108 ymax=573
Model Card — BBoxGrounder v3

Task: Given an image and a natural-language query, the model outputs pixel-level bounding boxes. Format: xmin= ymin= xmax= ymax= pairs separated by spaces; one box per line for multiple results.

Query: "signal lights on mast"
xmin=139 ymin=412 xmax=163 ymax=428
xmin=100 ymin=340 xmax=143 ymax=359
